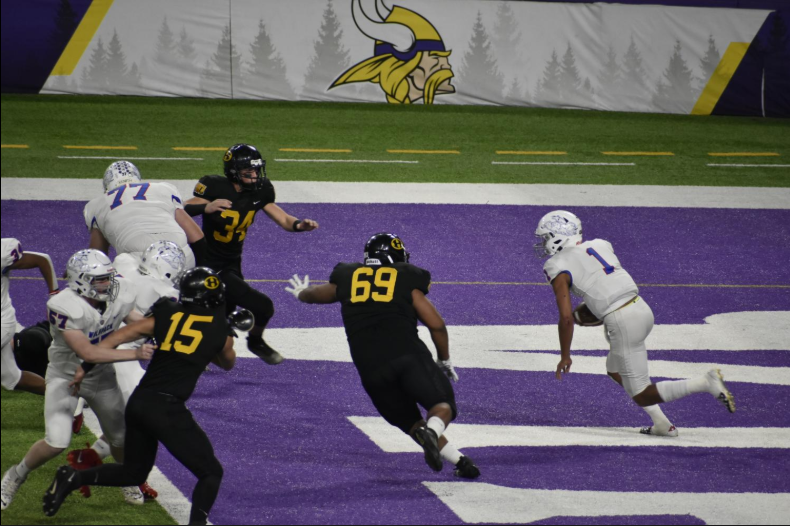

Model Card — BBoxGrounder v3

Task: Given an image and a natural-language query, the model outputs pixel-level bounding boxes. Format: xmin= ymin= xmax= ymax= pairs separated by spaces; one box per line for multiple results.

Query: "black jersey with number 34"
xmin=139 ymin=298 xmax=232 ymax=401
xmin=192 ymin=175 xmax=276 ymax=268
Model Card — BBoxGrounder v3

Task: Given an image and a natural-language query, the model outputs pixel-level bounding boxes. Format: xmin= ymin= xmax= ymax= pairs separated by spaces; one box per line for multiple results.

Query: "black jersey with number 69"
xmin=139 ymin=298 xmax=232 ymax=401
xmin=192 ymin=175 xmax=276 ymax=269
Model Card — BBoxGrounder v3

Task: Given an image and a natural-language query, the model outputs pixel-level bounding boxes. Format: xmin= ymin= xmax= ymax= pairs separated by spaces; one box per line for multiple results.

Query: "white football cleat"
xmin=1 ymin=467 xmax=24 ymax=511
xmin=122 ymin=486 xmax=144 ymax=506
xmin=640 ymin=425 xmax=679 ymax=438
xmin=707 ymin=368 xmax=736 ymax=413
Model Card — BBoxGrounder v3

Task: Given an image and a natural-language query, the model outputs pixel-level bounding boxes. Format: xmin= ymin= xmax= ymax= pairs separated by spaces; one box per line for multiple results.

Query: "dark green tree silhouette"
xmin=303 ymin=0 xmax=350 ymax=95
xmin=653 ymin=40 xmax=696 ymax=113
xmin=248 ymin=19 xmax=294 ymax=99
xmin=597 ymin=45 xmax=621 ymax=96
xmin=81 ymin=37 xmax=108 ymax=91
xmin=558 ymin=43 xmax=583 ymax=104
xmin=699 ymin=34 xmax=721 ymax=87
xmin=535 ymin=50 xmax=561 ymax=102
xmin=105 ymin=30 xmax=128 ymax=87
xmin=458 ymin=12 xmax=505 ymax=101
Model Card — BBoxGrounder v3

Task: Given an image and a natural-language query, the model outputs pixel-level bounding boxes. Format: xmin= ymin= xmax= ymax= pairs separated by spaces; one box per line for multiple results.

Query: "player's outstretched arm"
xmin=175 ymin=209 xmax=205 ymax=243
xmin=263 ymin=203 xmax=319 ymax=232
xmin=88 ymin=228 xmax=111 ymax=254
xmin=10 ymin=251 xmax=59 ymax=294
xmin=213 ymin=336 xmax=237 ymax=371
xmin=291 ymin=277 xmax=338 ymax=304
xmin=551 ymin=273 xmax=575 ymax=380
xmin=184 ymin=196 xmax=233 ymax=216
xmin=96 ymin=317 xmax=156 ymax=350
xmin=65 ymin=329 xmax=151 ymax=364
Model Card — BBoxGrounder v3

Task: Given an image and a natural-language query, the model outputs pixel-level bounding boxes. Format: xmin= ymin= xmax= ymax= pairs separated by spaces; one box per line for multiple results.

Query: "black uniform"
xmin=330 ymin=262 xmax=457 ymax=433
xmin=193 ymin=175 xmax=276 ymax=322
xmin=71 ymin=298 xmax=232 ymax=525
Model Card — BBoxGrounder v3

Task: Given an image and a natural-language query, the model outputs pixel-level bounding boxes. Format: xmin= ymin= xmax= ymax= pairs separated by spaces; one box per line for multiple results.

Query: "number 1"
xmin=587 ymin=248 xmax=615 ymax=275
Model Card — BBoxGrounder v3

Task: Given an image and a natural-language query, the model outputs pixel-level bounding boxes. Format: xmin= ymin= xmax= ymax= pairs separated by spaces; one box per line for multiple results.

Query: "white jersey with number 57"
xmin=83 ymin=182 xmax=186 ymax=254
xmin=543 ymin=239 xmax=639 ymax=319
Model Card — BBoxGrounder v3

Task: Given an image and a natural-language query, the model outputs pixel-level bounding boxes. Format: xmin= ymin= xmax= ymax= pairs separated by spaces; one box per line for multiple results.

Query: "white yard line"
xmin=82 ymin=408 xmax=205 ymax=526
xmin=3 ymin=178 xmax=789 ymax=209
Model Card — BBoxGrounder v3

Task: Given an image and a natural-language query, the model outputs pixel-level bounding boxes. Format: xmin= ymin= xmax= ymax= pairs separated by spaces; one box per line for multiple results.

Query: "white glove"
xmin=284 ymin=274 xmax=309 ymax=299
xmin=437 ymin=358 xmax=459 ymax=382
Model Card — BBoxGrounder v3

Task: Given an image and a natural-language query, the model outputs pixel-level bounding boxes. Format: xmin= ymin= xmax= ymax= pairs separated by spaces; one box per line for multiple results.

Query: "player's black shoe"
xmin=43 ymin=466 xmax=79 ymax=517
xmin=414 ymin=427 xmax=443 ymax=472
xmin=454 ymin=456 xmax=481 ymax=479
xmin=247 ymin=337 xmax=284 ymax=365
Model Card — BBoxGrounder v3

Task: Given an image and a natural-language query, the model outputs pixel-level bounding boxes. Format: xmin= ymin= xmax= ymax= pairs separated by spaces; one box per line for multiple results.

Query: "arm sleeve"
xmin=329 ymin=263 xmax=345 ymax=285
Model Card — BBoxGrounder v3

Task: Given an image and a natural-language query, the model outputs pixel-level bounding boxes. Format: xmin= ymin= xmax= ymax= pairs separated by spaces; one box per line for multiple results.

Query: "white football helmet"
xmin=102 ymin=161 xmax=142 ymax=192
xmin=139 ymin=240 xmax=187 ymax=285
xmin=534 ymin=210 xmax=583 ymax=258
xmin=66 ymin=249 xmax=119 ymax=302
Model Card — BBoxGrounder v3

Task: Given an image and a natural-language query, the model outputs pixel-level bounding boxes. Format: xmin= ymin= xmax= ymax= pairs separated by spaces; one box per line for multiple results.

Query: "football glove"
xmin=437 ymin=358 xmax=459 ymax=382
xmin=284 ymin=274 xmax=309 ymax=299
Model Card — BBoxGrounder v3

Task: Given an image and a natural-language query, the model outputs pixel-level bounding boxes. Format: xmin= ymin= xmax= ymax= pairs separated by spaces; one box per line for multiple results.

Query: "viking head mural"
xmin=331 ymin=0 xmax=455 ymax=104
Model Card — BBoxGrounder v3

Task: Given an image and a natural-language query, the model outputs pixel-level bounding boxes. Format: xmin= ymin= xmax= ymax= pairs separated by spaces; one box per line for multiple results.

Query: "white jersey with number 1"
xmin=543 ymin=239 xmax=639 ymax=320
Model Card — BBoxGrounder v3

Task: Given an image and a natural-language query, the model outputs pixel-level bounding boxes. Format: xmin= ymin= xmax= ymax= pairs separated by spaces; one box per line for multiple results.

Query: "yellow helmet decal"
xmin=204 ymin=276 xmax=221 ymax=290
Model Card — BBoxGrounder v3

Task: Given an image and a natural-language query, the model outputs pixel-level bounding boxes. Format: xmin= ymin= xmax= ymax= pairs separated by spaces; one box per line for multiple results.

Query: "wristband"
xmin=81 ymin=362 xmax=97 ymax=374
xmin=292 ymin=219 xmax=303 ymax=232
xmin=184 ymin=203 xmax=207 ymax=217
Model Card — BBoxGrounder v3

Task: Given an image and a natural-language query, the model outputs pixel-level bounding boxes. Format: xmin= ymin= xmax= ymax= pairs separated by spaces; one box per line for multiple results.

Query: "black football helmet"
xmin=364 ymin=233 xmax=410 ymax=264
xmin=223 ymin=143 xmax=266 ymax=191
xmin=178 ymin=267 xmax=226 ymax=308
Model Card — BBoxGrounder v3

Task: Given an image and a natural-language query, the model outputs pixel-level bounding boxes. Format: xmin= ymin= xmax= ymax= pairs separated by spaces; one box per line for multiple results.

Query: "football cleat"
xmin=122 ymin=486 xmax=144 ymax=506
xmin=247 ymin=337 xmax=284 ymax=365
xmin=640 ymin=425 xmax=679 ymax=438
xmin=72 ymin=412 xmax=84 ymax=435
xmin=413 ymin=427 xmax=443 ymax=472
xmin=43 ymin=466 xmax=79 ymax=517
xmin=707 ymin=369 xmax=736 ymax=413
xmin=453 ymin=456 xmax=481 ymax=479
xmin=139 ymin=482 xmax=158 ymax=500
xmin=67 ymin=444 xmax=103 ymax=498
xmin=1 ymin=467 xmax=24 ymax=511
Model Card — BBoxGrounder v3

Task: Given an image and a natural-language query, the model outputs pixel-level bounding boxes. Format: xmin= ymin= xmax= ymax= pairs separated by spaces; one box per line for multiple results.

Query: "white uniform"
xmin=543 ymin=239 xmax=653 ymax=397
xmin=83 ymin=182 xmax=195 ymax=275
xmin=44 ymin=279 xmax=137 ymax=449
xmin=1 ymin=238 xmax=23 ymax=390
xmin=114 ymin=271 xmax=178 ymax=402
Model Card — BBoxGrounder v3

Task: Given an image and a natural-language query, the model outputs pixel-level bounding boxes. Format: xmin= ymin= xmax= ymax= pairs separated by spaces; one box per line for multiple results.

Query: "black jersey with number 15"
xmin=192 ymin=175 xmax=275 ymax=268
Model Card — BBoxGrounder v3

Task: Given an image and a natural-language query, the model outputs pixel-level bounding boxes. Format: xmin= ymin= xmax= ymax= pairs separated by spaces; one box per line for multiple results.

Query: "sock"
xmin=74 ymin=398 xmax=85 ymax=417
xmin=92 ymin=438 xmax=111 ymax=460
xmin=439 ymin=443 xmax=463 ymax=465
xmin=14 ymin=459 xmax=31 ymax=481
xmin=426 ymin=417 xmax=446 ymax=438
xmin=656 ymin=376 xmax=709 ymax=403
xmin=642 ymin=404 xmax=673 ymax=431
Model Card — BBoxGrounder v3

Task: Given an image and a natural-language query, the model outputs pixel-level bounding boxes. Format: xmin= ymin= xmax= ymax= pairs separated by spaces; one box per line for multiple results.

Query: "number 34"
xmin=351 ymin=267 xmax=398 ymax=303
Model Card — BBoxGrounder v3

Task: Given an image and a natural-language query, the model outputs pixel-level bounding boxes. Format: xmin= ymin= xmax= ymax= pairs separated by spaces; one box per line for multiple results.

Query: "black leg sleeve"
xmin=219 ymin=268 xmax=275 ymax=329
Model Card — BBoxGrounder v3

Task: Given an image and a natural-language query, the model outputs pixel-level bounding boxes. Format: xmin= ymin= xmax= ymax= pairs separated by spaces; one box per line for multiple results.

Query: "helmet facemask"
xmin=234 ymin=160 xmax=265 ymax=191
xmin=66 ymin=249 xmax=120 ymax=302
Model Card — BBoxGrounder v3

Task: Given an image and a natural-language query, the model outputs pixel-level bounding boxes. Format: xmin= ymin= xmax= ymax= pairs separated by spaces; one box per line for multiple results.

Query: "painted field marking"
xmin=274 ymin=158 xmax=419 ymax=164
xmin=279 ymin=148 xmax=353 ymax=153
xmin=602 ymin=152 xmax=674 ymax=156
xmin=492 ymin=161 xmax=635 ymax=166
xmin=423 ymin=482 xmax=790 ymax=525
xmin=1 ymin=144 xmax=29 ymax=149
xmin=349 ymin=417 xmax=790 ymax=451
xmin=496 ymin=151 xmax=567 ymax=155
xmin=63 ymin=145 xmax=138 ymax=150
xmin=58 ymin=156 xmax=204 ymax=161
xmin=81 ymin=408 xmax=207 ymax=525
xmin=708 ymin=163 xmax=790 ymax=168
xmin=709 ymin=152 xmax=780 ymax=157
xmin=387 ymin=149 xmax=460 ymax=154
xmin=172 ymin=147 xmax=227 ymax=151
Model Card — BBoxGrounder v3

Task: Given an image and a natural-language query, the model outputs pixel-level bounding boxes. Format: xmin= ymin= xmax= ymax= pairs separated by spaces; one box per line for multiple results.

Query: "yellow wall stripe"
xmin=496 ymin=151 xmax=567 ymax=155
xmin=50 ymin=0 xmax=115 ymax=76
xmin=708 ymin=152 xmax=780 ymax=157
xmin=691 ymin=42 xmax=750 ymax=116
xmin=387 ymin=149 xmax=460 ymax=154
xmin=63 ymin=145 xmax=137 ymax=150
xmin=280 ymin=148 xmax=352 ymax=153
xmin=602 ymin=152 xmax=674 ymax=156
xmin=173 ymin=147 xmax=228 ymax=151
xmin=1 ymin=144 xmax=29 ymax=149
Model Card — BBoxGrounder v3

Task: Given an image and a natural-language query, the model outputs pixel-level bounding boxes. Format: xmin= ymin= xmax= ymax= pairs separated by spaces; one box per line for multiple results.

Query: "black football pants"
xmin=217 ymin=266 xmax=275 ymax=329
xmin=75 ymin=389 xmax=223 ymax=526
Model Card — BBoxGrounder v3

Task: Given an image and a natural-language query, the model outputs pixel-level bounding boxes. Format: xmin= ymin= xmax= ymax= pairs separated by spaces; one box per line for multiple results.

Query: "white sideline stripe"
xmin=82 ymin=408 xmax=203 ymax=526
xmin=423 ymin=482 xmax=790 ymax=525
xmin=57 ymin=156 xmax=204 ymax=161
xmin=348 ymin=416 xmax=790 ymax=451
xmin=2 ymin=178 xmax=789 ymax=209
xmin=492 ymin=161 xmax=635 ymax=166
xmin=708 ymin=163 xmax=790 ymax=168
xmin=274 ymin=158 xmax=419 ymax=164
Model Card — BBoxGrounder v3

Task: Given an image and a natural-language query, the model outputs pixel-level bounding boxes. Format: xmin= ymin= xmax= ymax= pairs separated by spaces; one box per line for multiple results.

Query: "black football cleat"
xmin=43 ymin=466 xmax=79 ymax=517
xmin=247 ymin=337 xmax=284 ymax=365
xmin=453 ymin=456 xmax=481 ymax=479
xmin=414 ymin=427 xmax=443 ymax=472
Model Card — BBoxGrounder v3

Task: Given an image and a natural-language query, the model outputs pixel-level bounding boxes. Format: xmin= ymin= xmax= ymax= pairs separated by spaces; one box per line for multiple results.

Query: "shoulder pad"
xmin=1 ymin=238 xmax=22 ymax=269
xmin=115 ymin=277 xmax=138 ymax=306
xmin=47 ymin=291 xmax=86 ymax=323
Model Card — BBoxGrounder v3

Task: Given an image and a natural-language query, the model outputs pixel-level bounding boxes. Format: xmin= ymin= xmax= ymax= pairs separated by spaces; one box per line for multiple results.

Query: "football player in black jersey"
xmin=285 ymin=233 xmax=480 ymax=478
xmin=183 ymin=144 xmax=318 ymax=366
xmin=43 ymin=267 xmax=245 ymax=525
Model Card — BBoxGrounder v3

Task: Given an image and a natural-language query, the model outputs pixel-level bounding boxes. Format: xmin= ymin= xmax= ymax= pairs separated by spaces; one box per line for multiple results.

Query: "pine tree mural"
xmin=303 ymin=0 xmax=350 ymax=96
xmin=506 ymin=77 xmax=523 ymax=104
xmin=81 ymin=37 xmax=109 ymax=92
xmin=200 ymin=24 xmax=242 ymax=98
xmin=154 ymin=18 xmax=177 ymax=69
xmin=248 ymin=19 xmax=294 ymax=99
xmin=620 ymin=35 xmax=649 ymax=103
xmin=597 ymin=45 xmax=621 ymax=97
xmin=105 ymin=30 xmax=128 ymax=87
xmin=653 ymin=40 xmax=696 ymax=113
xmin=699 ymin=35 xmax=721 ymax=89
xmin=558 ymin=43 xmax=584 ymax=105
xmin=458 ymin=11 xmax=505 ymax=102
xmin=176 ymin=27 xmax=197 ymax=72
xmin=535 ymin=50 xmax=561 ymax=103
xmin=492 ymin=1 xmax=523 ymax=93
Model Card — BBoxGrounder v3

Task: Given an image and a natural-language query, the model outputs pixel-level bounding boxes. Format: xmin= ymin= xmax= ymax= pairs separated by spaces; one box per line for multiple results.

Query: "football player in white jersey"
xmin=66 ymin=241 xmax=185 ymax=501
xmin=0 ymin=250 xmax=153 ymax=511
xmin=1 ymin=238 xmax=59 ymax=396
xmin=84 ymin=160 xmax=207 ymax=277
xmin=535 ymin=211 xmax=735 ymax=438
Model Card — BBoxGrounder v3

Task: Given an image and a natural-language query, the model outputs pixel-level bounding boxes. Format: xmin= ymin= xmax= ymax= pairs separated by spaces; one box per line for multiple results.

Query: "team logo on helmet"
xmin=331 ymin=0 xmax=455 ymax=105
xmin=223 ymin=151 xmax=233 ymax=162
xmin=391 ymin=238 xmax=403 ymax=250
xmin=204 ymin=276 xmax=221 ymax=290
